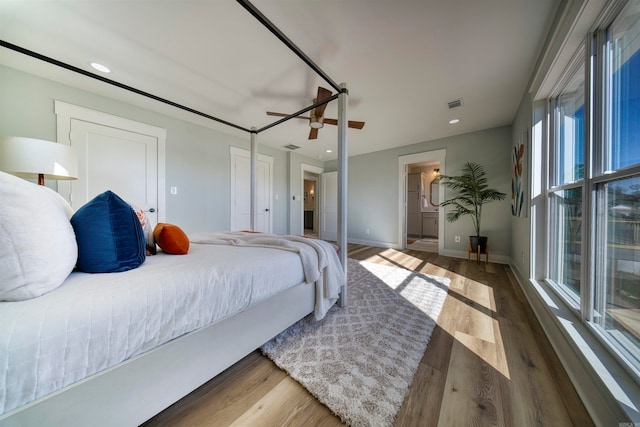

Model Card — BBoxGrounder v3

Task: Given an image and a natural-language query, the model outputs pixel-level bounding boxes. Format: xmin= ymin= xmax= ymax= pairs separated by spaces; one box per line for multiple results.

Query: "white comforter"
xmin=190 ymin=231 xmax=344 ymax=320
xmin=0 ymin=237 xmax=343 ymax=416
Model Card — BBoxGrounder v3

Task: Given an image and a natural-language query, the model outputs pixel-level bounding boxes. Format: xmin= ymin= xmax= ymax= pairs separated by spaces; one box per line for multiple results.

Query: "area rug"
xmin=261 ymin=258 xmax=450 ymax=427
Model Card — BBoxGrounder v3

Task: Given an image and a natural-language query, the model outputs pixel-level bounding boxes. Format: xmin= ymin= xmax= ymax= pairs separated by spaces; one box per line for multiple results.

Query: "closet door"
xmin=229 ymin=147 xmax=273 ymax=233
xmin=55 ymin=101 xmax=166 ymax=223
xmin=70 ymin=119 xmax=158 ymax=224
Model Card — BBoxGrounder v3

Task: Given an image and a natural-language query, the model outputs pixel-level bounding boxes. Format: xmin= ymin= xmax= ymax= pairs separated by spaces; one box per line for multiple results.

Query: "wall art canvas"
xmin=512 ymin=130 xmax=527 ymax=217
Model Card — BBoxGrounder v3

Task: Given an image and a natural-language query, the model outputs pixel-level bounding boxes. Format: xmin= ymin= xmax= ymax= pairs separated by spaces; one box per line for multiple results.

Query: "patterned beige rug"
xmin=261 ymin=258 xmax=450 ymax=427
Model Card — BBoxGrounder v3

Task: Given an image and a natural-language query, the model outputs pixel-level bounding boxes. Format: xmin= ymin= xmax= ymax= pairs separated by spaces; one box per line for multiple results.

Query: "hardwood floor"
xmin=143 ymin=244 xmax=593 ymax=427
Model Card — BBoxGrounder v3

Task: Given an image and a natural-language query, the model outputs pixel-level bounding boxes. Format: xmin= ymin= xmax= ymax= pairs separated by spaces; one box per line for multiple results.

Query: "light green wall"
xmin=325 ymin=126 xmax=513 ymax=258
xmin=0 ymin=65 xmax=316 ymax=234
xmin=1 ymin=65 xmax=513 ymax=252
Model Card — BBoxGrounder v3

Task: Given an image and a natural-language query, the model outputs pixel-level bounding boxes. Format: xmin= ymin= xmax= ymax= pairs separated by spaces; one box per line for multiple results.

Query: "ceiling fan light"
xmin=309 ymin=116 xmax=324 ymax=129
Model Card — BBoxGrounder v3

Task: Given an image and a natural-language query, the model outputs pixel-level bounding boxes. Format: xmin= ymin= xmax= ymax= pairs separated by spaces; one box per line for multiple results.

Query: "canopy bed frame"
xmin=0 ymin=1 xmax=350 ymax=425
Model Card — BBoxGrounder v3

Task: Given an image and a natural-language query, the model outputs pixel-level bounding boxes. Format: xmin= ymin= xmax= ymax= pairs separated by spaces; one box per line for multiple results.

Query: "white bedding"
xmin=190 ymin=231 xmax=343 ymax=319
xmin=0 ymin=241 xmax=323 ymax=415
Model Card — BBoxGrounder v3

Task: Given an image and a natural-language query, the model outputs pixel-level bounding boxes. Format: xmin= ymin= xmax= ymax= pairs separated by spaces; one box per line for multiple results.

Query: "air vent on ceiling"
xmin=283 ymin=144 xmax=300 ymax=150
xmin=447 ymin=98 xmax=463 ymax=110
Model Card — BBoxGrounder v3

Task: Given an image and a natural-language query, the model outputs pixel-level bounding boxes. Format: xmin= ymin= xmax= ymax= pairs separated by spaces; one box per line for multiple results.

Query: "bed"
xmin=0 ymin=172 xmax=344 ymax=426
xmin=1 ymin=2 xmax=352 ymax=424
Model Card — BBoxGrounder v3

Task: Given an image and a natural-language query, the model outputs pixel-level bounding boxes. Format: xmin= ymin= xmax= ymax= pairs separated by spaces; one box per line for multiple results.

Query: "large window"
xmin=547 ymin=0 xmax=640 ymax=379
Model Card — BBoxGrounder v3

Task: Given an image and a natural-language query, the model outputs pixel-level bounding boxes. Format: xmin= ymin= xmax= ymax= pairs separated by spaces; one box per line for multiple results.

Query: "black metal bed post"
xmin=338 ymin=83 xmax=348 ymax=307
xmin=250 ymin=128 xmax=258 ymax=232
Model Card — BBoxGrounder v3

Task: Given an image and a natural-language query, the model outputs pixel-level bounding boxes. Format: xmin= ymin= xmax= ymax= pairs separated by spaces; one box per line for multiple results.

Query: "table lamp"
xmin=0 ymin=136 xmax=78 ymax=185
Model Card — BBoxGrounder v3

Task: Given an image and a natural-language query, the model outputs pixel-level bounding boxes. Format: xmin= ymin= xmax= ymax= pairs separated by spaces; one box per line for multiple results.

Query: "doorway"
xmin=398 ymin=150 xmax=446 ymax=252
xmin=406 ymin=161 xmax=440 ymax=252
xmin=300 ymin=163 xmax=324 ymax=237
xmin=303 ymin=176 xmax=318 ymax=237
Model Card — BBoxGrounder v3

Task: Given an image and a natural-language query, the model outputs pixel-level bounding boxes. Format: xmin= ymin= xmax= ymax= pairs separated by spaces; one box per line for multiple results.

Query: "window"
xmin=554 ymin=71 xmax=585 ymax=185
xmin=546 ymin=0 xmax=640 ymax=379
xmin=548 ymin=59 xmax=585 ymax=307
xmin=603 ymin=3 xmax=640 ymax=173
xmin=548 ymin=188 xmax=582 ymax=303
xmin=593 ymin=176 xmax=640 ymax=368
xmin=590 ymin=1 xmax=640 ymax=373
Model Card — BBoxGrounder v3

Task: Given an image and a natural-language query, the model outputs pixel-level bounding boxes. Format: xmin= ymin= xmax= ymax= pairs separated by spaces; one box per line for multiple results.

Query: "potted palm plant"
xmin=439 ymin=162 xmax=506 ymax=253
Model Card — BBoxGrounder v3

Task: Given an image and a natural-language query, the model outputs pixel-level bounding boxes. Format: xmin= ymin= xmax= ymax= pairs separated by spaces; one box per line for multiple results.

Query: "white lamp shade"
xmin=0 ymin=137 xmax=78 ymax=180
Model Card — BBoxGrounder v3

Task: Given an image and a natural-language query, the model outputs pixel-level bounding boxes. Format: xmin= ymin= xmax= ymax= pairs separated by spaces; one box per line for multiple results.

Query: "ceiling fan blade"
xmin=313 ymin=86 xmax=332 ymax=118
xmin=309 ymin=127 xmax=319 ymax=140
xmin=348 ymin=120 xmax=366 ymax=129
xmin=322 ymin=118 xmax=366 ymax=129
xmin=266 ymin=111 xmax=311 ymax=120
xmin=266 ymin=111 xmax=289 ymax=117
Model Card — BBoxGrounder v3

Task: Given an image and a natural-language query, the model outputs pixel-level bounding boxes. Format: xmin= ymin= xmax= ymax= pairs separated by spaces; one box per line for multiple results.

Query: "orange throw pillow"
xmin=154 ymin=223 xmax=189 ymax=255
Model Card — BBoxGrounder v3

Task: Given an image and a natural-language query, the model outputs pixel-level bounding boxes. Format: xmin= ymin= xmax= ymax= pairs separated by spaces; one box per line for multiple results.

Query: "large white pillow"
xmin=0 ymin=171 xmax=78 ymax=301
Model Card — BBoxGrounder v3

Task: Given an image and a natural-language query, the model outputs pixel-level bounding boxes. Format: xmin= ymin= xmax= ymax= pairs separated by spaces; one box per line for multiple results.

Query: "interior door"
xmin=320 ymin=171 xmax=337 ymax=241
xmin=230 ymin=148 xmax=272 ymax=233
xmin=70 ymin=119 xmax=158 ymax=224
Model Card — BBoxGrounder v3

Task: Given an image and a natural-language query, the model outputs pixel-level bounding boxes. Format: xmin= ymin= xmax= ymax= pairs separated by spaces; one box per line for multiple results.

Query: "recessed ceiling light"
xmin=326 ymin=149 xmax=332 ymax=153
xmin=449 ymin=118 xmax=460 ymax=124
xmin=89 ymin=62 xmax=111 ymax=73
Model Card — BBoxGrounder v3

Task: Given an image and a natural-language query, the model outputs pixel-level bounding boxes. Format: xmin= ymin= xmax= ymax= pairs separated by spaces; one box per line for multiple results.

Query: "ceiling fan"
xmin=267 ymin=86 xmax=365 ymax=140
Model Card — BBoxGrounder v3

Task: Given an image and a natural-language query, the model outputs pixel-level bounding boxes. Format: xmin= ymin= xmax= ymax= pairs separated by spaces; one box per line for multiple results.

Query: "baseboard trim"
xmin=345 ymin=240 xmax=511 ymax=264
xmin=347 ymin=237 xmax=400 ymax=249
xmin=508 ymin=263 xmax=640 ymax=425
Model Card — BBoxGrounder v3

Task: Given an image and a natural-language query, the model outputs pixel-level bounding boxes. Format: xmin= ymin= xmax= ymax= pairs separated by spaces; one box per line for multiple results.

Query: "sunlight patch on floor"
xmin=438 ymin=277 xmax=509 ymax=378
xmin=363 ymin=248 xmax=423 ymax=271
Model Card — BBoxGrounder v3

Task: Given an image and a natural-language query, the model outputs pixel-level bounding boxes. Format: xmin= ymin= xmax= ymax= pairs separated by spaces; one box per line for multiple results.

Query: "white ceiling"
xmin=0 ymin=0 xmax=559 ymax=161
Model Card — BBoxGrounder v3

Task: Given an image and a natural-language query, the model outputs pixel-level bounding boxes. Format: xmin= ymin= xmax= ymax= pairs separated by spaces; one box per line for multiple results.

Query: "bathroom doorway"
xmin=398 ymin=149 xmax=446 ymax=252
xmin=303 ymin=174 xmax=319 ymax=237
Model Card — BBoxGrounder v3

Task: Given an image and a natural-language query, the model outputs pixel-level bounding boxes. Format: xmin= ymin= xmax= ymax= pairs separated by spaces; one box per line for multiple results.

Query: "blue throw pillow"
xmin=71 ymin=190 xmax=146 ymax=273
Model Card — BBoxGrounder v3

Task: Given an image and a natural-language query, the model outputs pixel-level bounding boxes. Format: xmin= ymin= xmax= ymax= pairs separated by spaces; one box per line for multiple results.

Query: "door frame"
xmin=54 ymin=100 xmax=166 ymax=222
xmin=300 ymin=163 xmax=324 ymax=236
xmin=397 ymin=149 xmax=446 ymax=251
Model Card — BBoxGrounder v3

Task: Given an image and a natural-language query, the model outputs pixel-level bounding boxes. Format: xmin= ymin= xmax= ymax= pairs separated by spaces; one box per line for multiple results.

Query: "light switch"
xmin=170 ymin=186 xmax=178 ymax=195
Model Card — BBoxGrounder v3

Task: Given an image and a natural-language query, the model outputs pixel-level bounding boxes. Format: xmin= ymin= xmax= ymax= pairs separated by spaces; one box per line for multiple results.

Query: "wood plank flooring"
xmin=142 ymin=244 xmax=593 ymax=427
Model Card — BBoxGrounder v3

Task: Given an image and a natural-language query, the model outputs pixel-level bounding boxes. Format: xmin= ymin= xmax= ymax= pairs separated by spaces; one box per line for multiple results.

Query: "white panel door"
xmin=70 ymin=119 xmax=158 ymax=223
xmin=320 ymin=171 xmax=338 ymax=241
xmin=230 ymin=148 xmax=272 ymax=233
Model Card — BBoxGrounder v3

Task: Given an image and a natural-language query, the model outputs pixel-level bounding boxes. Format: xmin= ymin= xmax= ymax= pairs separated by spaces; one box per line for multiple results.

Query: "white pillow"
xmin=0 ymin=171 xmax=78 ymax=301
xmin=41 ymin=185 xmax=75 ymax=218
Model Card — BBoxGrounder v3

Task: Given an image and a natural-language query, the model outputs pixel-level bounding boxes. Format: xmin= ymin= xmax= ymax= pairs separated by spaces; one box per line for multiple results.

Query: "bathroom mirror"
xmin=430 ymin=178 xmax=440 ymax=207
